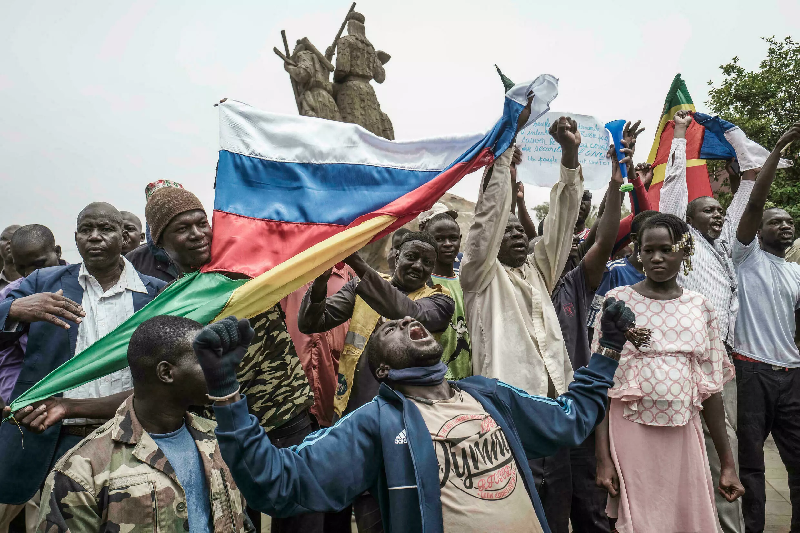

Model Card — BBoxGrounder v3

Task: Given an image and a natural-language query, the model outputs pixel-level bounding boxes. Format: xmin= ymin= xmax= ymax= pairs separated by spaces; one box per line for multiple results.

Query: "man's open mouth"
xmin=409 ymin=323 xmax=429 ymax=341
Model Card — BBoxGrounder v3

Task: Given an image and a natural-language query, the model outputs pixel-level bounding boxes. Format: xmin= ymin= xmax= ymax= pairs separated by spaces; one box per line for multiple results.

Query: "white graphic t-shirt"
xmin=410 ymin=389 xmax=543 ymax=532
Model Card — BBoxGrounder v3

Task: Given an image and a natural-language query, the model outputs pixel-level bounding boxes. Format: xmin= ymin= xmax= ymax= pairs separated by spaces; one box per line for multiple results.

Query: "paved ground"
xmin=262 ymin=436 xmax=793 ymax=532
xmin=764 ymin=435 xmax=792 ymax=533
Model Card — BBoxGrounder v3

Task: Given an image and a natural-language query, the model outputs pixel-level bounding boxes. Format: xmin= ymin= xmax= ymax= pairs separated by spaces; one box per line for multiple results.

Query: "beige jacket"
xmin=461 ymin=146 xmax=583 ymax=396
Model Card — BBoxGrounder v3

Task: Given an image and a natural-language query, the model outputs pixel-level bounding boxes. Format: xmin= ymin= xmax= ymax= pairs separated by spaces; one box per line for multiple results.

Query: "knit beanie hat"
xmin=145 ymin=187 xmax=205 ymax=244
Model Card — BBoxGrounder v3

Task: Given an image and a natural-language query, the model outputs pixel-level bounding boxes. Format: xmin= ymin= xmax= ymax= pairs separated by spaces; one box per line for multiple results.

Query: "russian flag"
xmin=6 ymin=75 xmax=560 ymax=414
xmin=203 ymin=74 xmax=559 ymax=281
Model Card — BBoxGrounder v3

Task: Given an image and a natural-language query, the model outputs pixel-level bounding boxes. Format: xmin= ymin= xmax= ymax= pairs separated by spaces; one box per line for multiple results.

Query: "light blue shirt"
xmin=733 ymin=237 xmax=800 ymax=367
xmin=150 ymin=423 xmax=212 ymax=533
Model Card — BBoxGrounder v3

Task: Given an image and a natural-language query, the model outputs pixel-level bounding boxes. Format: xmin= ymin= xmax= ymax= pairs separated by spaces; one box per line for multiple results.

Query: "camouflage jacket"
xmin=203 ymin=304 xmax=314 ymax=432
xmin=38 ymin=396 xmax=255 ymax=533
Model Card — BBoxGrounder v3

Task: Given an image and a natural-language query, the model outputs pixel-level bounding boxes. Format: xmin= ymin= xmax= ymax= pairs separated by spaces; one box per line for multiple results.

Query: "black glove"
xmin=193 ymin=316 xmax=255 ymax=398
xmin=599 ymin=297 xmax=635 ymax=352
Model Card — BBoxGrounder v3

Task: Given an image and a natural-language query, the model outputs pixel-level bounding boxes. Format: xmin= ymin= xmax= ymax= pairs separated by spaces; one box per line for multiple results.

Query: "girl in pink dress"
xmin=593 ymin=213 xmax=744 ymax=533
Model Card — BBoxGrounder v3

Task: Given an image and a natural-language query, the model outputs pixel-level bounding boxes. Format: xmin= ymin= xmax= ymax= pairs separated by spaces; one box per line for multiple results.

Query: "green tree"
xmin=707 ymin=36 xmax=800 ymax=218
xmin=532 ymin=202 xmax=549 ymax=224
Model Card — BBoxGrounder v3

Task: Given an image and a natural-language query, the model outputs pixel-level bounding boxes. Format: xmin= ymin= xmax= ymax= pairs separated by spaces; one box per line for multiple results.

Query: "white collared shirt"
xmin=63 ymin=257 xmax=147 ymax=425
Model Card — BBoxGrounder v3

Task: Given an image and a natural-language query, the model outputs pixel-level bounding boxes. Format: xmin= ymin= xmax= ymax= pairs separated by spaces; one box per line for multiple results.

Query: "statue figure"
xmin=332 ymin=12 xmax=394 ymax=139
xmin=282 ymin=38 xmax=341 ymax=121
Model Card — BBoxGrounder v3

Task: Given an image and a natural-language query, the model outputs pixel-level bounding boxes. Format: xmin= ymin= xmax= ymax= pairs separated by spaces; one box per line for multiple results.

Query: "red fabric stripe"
xmin=347 ymin=147 xmax=496 ymax=243
xmin=647 ymin=165 xmax=711 ymax=209
xmin=202 ymin=212 xmax=344 ymax=278
xmin=651 ymin=121 xmax=705 ymax=166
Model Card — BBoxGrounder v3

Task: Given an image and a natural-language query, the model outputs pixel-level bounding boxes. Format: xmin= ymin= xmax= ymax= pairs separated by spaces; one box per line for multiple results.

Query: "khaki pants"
xmin=0 ymin=492 xmax=40 ymax=533
xmin=703 ymin=377 xmax=745 ymax=533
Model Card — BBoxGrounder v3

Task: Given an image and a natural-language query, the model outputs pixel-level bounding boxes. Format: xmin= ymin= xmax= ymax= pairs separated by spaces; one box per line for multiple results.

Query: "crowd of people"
xmin=0 ymin=110 xmax=798 ymax=533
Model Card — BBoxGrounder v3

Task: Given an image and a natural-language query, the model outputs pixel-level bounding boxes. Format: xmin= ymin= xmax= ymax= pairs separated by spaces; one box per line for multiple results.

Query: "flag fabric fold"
xmin=6 ymin=74 xmax=559 ymax=415
xmin=693 ymin=112 xmax=792 ymax=171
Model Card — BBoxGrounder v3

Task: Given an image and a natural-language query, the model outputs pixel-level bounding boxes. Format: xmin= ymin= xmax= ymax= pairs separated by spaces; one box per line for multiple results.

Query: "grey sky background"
xmin=2 ymin=0 xmax=798 ymax=262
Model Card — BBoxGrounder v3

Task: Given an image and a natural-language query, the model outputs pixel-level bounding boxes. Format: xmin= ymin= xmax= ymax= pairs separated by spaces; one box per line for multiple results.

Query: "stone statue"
xmin=282 ymin=38 xmax=341 ymax=121
xmin=331 ymin=12 xmax=394 ymax=139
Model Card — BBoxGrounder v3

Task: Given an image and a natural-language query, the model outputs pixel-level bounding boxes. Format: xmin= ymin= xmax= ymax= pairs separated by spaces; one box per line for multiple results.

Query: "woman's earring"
xmin=683 ymin=256 xmax=693 ymax=275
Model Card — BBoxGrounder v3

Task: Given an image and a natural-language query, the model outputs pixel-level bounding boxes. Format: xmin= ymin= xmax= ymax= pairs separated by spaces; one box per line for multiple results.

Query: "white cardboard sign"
xmin=515 ymin=112 xmax=611 ymax=190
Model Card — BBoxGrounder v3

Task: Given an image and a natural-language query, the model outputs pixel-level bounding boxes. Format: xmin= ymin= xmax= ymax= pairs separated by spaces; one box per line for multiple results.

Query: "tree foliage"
xmin=707 ymin=36 xmax=800 ymax=218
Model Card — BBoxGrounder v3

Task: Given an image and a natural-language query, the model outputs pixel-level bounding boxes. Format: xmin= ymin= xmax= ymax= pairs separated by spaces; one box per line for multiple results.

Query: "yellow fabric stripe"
xmin=650 ymin=158 xmax=706 ymax=187
xmin=646 ymin=103 xmax=697 ymax=164
xmin=215 ymin=215 xmax=397 ymax=321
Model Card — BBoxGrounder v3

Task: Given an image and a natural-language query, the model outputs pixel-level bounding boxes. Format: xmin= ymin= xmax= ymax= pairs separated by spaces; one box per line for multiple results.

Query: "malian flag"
xmin=645 ymin=74 xmax=711 ymax=207
xmin=7 ymin=75 xmax=559 ymax=414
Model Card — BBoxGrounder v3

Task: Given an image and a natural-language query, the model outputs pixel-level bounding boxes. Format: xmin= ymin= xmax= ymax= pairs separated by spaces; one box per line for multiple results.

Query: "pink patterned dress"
xmin=592 ymin=286 xmax=734 ymax=533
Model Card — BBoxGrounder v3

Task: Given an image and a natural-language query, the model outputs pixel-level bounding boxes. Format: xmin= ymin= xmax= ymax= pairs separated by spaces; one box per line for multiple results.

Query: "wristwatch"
xmin=601 ymin=347 xmax=622 ymax=361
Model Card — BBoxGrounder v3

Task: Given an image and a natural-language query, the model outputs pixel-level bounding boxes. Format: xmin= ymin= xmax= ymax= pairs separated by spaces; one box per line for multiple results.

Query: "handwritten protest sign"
xmin=515 ymin=112 xmax=611 ymax=190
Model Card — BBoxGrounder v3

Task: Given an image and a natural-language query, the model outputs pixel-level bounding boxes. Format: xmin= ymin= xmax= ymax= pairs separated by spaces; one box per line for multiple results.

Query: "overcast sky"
xmin=2 ymin=0 xmax=798 ymax=262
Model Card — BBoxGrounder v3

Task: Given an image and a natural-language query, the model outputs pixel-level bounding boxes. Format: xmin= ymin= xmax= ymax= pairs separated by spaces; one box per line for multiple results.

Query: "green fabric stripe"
xmin=7 ymin=271 xmax=246 ymax=414
xmin=660 ymin=74 xmax=694 ymax=117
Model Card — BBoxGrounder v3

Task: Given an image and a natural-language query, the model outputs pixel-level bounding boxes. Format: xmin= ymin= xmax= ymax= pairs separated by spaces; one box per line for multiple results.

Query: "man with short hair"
xmin=37 ymin=315 xmax=254 ymax=532
xmin=423 ymin=211 xmax=472 ymax=380
xmin=0 ymin=224 xmax=65 ymax=533
xmin=460 ymin=120 xmax=583 ymax=532
xmin=120 ymin=211 xmax=144 ymax=255
xmin=0 ymin=202 xmax=165 ymax=505
xmin=0 ymin=225 xmax=65 ymax=408
xmin=0 ymin=225 xmax=21 ymax=292
xmin=386 ymin=227 xmax=410 ymax=274
xmin=201 ymin=299 xmax=633 ymax=533
xmin=127 ymin=182 xmax=317 ymax=532
xmin=461 ymin=117 xmax=582 ymax=399
xmin=732 ymin=121 xmax=800 ymax=533
xmin=299 ymin=232 xmax=454 ymax=532
xmin=659 ymin=110 xmax=758 ymax=533
xmin=299 ymin=232 xmax=454 ymax=418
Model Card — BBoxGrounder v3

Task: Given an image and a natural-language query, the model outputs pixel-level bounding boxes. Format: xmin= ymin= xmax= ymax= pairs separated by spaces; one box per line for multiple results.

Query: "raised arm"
xmin=737 ymin=121 xmax=800 ymax=245
xmin=298 ymin=271 xmax=358 ymax=334
xmin=460 ymin=146 xmax=515 ymax=293
xmin=214 ymin=396 xmax=381 ymax=516
xmin=515 ymin=181 xmax=538 ymax=240
xmin=500 ymin=298 xmax=631 ymax=458
xmin=583 ymin=145 xmax=626 ymax=290
xmin=355 ymin=269 xmax=454 ymax=333
xmin=194 ymin=318 xmax=381 ymax=516
xmin=658 ymin=111 xmax=692 ymax=219
xmin=534 ymin=116 xmax=584 ymax=292
xmin=720 ymin=165 xmax=758 ymax=249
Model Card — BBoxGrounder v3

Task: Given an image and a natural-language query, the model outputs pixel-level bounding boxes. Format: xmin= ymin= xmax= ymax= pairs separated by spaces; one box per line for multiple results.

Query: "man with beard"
xmin=731 ymin=121 xmax=800 ymax=533
xmin=298 ymin=232 xmax=454 ymax=532
xmin=0 ymin=202 xmax=165 ymax=506
xmin=658 ymin=110 xmax=760 ymax=533
xmin=460 ymin=117 xmax=583 ymax=532
xmin=200 ymin=298 xmax=632 ymax=533
xmin=127 ymin=182 xmax=318 ymax=532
